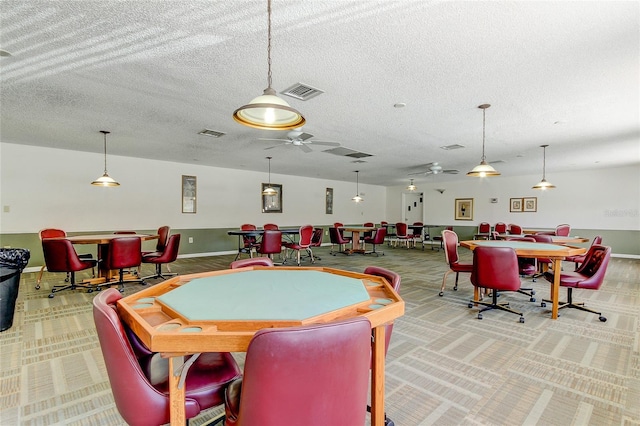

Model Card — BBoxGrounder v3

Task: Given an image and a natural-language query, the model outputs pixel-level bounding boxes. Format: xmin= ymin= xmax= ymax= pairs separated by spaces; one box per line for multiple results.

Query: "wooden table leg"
xmin=551 ymin=258 xmax=561 ymax=319
xmin=371 ymin=325 xmax=386 ymax=426
xmin=169 ymin=356 xmax=187 ymax=426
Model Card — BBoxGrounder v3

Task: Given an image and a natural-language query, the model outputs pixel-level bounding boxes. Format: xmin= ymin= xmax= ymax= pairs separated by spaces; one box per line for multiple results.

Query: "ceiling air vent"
xmin=489 ymin=160 xmax=505 ymax=164
xmin=281 ymin=83 xmax=324 ymax=101
xmin=323 ymin=147 xmax=373 ymax=159
xmin=198 ymin=129 xmax=226 ymax=138
xmin=440 ymin=144 xmax=465 ymax=150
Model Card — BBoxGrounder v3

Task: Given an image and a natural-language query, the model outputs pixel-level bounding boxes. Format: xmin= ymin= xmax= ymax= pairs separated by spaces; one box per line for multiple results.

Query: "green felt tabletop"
xmin=157 ymin=270 xmax=371 ymax=321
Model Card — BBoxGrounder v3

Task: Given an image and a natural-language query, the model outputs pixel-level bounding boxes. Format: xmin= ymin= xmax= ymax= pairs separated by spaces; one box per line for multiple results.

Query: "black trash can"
xmin=0 ymin=248 xmax=30 ymax=332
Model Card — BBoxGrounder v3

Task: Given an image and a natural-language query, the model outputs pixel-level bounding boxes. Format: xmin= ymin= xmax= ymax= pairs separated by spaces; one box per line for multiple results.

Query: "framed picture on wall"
xmin=262 ymin=183 xmax=282 ymax=213
xmin=454 ymin=198 xmax=473 ymax=220
xmin=523 ymin=197 xmax=537 ymax=212
xmin=510 ymin=198 xmax=523 ymax=212
xmin=325 ymin=188 xmax=333 ymax=214
xmin=181 ymin=175 xmax=196 ymax=213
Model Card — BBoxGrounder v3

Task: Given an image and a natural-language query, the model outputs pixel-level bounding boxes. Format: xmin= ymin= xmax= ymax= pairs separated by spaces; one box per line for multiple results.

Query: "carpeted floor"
xmin=1 ymin=242 xmax=639 ymax=425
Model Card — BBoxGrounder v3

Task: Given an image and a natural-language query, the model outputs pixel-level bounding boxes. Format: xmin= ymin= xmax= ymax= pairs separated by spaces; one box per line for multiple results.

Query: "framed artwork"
xmin=523 ymin=197 xmax=537 ymax=212
xmin=510 ymin=198 xmax=523 ymax=212
xmin=181 ymin=175 xmax=197 ymax=213
xmin=325 ymin=188 xmax=333 ymax=214
xmin=262 ymin=183 xmax=282 ymax=213
xmin=454 ymin=198 xmax=473 ymax=220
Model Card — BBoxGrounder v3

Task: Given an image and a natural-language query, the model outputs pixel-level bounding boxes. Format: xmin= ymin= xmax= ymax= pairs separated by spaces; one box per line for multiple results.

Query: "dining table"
xmin=460 ymin=240 xmax=586 ymax=319
xmin=117 ymin=266 xmax=405 ymax=426
xmin=338 ymin=226 xmax=377 ymax=254
xmin=496 ymin=234 xmax=589 ymax=244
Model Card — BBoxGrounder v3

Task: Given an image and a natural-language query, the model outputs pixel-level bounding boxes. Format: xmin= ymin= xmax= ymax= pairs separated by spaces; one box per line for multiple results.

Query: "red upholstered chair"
xmin=362 ymin=222 xmax=375 ymax=242
xmin=543 ymin=245 xmax=611 ymax=322
xmin=333 ymin=222 xmax=352 ymax=242
xmin=439 ymin=229 xmax=473 ymax=296
xmin=468 ymin=246 xmax=525 ymax=322
xmin=223 ymin=317 xmax=372 ymax=426
xmin=555 ymin=224 xmax=571 ymax=236
xmin=36 ymin=228 xmax=95 ymax=289
xmin=283 ymin=225 xmax=313 ymax=266
xmin=230 ymin=257 xmax=274 ymax=269
xmin=363 ymin=227 xmax=386 ymax=256
xmin=410 ymin=222 xmax=424 ymax=246
xmin=256 ymin=230 xmax=282 ymax=262
xmin=93 ymin=289 xmax=241 ymax=426
xmin=507 ymin=224 xmax=522 ymax=234
xmin=235 ymin=224 xmax=259 ymax=260
xmin=474 ymin=222 xmax=491 ymax=240
xmin=393 ymin=222 xmax=412 ymax=248
xmin=306 ymin=227 xmax=324 ymax=261
xmin=328 ymin=227 xmax=350 ymax=255
xmin=494 ymin=222 xmax=507 ymax=234
xmin=142 ymin=226 xmax=170 ymax=257
xmin=501 ymin=236 xmax=537 ymax=302
xmin=529 ymin=233 xmax=555 ymax=277
xmin=565 ymin=236 xmax=602 ymax=269
xmin=141 ymin=234 xmax=181 ymax=281
xmin=103 ymin=237 xmax=145 ymax=292
xmin=263 ymin=223 xmax=279 ymax=230
xmin=41 ymin=239 xmax=98 ymax=298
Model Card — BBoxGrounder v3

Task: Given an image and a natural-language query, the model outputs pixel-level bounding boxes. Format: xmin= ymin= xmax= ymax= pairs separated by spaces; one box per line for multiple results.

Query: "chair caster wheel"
xmin=468 ymin=302 xmax=473 ymax=308
xmin=599 ymin=316 xmax=607 ymax=322
xmin=119 ymin=288 xmax=124 ymax=293
xmin=477 ymin=313 xmax=483 ymax=320
xmin=87 ymin=289 xmax=93 ymax=293
xmin=453 ymin=286 xmax=458 ymax=291
xmin=541 ymin=302 xmax=547 ymax=308
xmin=530 ymin=297 xmax=536 ymax=302
xmin=439 ymin=291 xmax=444 ymax=297
xmin=96 ymin=287 xmax=102 ymax=291
xmin=519 ymin=317 xmax=525 ymax=323
xmin=35 ymin=285 xmax=40 ymax=290
xmin=48 ymin=294 xmax=54 ymax=298
xmin=531 ymin=290 xmax=536 ymax=295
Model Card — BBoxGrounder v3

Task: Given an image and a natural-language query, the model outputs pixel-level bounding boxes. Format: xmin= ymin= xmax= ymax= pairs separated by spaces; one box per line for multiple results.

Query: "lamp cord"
xmin=481 ymin=108 xmax=486 ymax=162
xmin=266 ymin=0 xmax=272 ymax=89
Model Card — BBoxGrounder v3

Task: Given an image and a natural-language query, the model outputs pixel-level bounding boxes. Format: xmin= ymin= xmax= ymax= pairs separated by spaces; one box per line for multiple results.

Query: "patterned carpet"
xmin=1 ymin=242 xmax=638 ymax=425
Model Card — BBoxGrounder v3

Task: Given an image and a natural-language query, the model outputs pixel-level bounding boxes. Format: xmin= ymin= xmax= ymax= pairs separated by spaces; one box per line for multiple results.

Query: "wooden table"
xmin=339 ymin=226 xmax=377 ymax=254
xmin=496 ymin=234 xmax=589 ymax=244
xmin=117 ymin=266 xmax=404 ymax=426
xmin=54 ymin=233 xmax=158 ymax=282
xmin=460 ymin=240 xmax=586 ymax=319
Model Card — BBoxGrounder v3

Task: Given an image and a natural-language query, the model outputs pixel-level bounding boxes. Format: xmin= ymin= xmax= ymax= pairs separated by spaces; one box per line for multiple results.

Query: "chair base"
xmin=541 ymin=288 xmax=606 ymax=321
xmin=48 ymin=281 xmax=96 ymax=298
xmin=363 ymin=245 xmax=384 ymax=256
xmin=469 ymin=291 xmax=524 ymax=322
xmin=366 ymin=404 xmax=395 ymax=426
xmin=141 ymin=264 xmax=177 ymax=281
xmin=517 ymin=287 xmax=536 ymax=302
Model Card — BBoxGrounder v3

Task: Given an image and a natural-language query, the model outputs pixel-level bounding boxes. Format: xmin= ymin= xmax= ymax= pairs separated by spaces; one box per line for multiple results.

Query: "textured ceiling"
xmin=1 ymin=0 xmax=638 ymax=186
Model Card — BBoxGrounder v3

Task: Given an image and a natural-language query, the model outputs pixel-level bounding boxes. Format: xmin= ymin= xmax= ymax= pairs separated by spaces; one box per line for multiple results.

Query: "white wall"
xmin=0 ymin=143 xmax=386 ymax=233
xmin=385 ymin=165 xmax=640 ymax=231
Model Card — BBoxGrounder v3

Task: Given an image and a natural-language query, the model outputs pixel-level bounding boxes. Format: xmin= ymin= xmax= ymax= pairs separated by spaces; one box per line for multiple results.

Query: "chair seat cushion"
xmin=451 ymin=262 xmax=473 ymax=273
xmin=544 ymin=271 xmax=590 ymax=288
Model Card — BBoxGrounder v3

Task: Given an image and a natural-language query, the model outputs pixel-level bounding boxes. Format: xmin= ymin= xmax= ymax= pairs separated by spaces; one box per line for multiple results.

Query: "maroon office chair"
xmin=333 ymin=222 xmax=352 ymax=242
xmin=41 ymin=239 xmax=98 ymax=298
xmin=283 ymin=225 xmax=313 ymax=266
xmin=142 ymin=234 xmax=181 ymax=281
xmin=529 ymin=233 xmax=555 ymax=278
xmin=363 ymin=266 xmax=400 ymax=426
xmin=224 ymin=317 xmax=372 ymax=426
xmin=494 ymin=222 xmax=507 ymax=234
xmin=363 ymin=227 xmax=386 ymax=256
xmin=230 ymin=257 xmax=274 ymax=269
xmin=507 ymin=224 xmax=522 ymax=234
xmin=234 ymin=224 xmax=259 ymax=260
xmin=542 ymin=245 xmax=611 ymax=322
xmin=256 ymin=230 xmax=282 ymax=262
xmin=103 ymin=237 xmax=145 ymax=292
xmin=439 ymin=229 xmax=473 ymax=296
xmin=555 ymin=224 xmax=571 ymax=236
xmin=329 ymin=227 xmax=350 ymax=255
xmin=263 ymin=223 xmax=279 ymax=230
xmin=93 ymin=289 xmax=241 ymax=426
xmin=468 ymin=246 xmax=525 ymax=323
xmin=565 ymin=236 xmax=602 ymax=269
xmin=363 ymin=222 xmax=375 ymax=240
xmin=141 ymin=226 xmax=170 ymax=257
xmin=36 ymin=228 xmax=95 ymax=289
xmin=394 ymin=222 xmax=412 ymax=248
xmin=499 ymin=236 xmax=537 ymax=302
xmin=306 ymin=227 xmax=324 ymax=261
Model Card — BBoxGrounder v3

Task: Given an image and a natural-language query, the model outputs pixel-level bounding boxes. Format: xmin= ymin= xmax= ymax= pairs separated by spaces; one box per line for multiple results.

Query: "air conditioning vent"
xmin=281 ymin=83 xmax=324 ymax=101
xmin=440 ymin=144 xmax=465 ymax=150
xmin=198 ymin=129 xmax=226 ymax=138
xmin=323 ymin=147 xmax=374 ymax=159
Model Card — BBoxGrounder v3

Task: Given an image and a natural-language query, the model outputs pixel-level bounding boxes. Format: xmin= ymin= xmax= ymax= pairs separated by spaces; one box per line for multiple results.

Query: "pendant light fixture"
xmin=91 ymin=130 xmax=120 ymax=187
xmin=407 ymin=179 xmax=417 ymax=191
xmin=233 ymin=0 xmax=305 ymax=130
xmin=262 ymin=156 xmax=277 ymax=195
xmin=352 ymin=170 xmax=363 ymax=203
xmin=532 ymin=144 xmax=556 ymax=190
xmin=467 ymin=104 xmax=500 ymax=177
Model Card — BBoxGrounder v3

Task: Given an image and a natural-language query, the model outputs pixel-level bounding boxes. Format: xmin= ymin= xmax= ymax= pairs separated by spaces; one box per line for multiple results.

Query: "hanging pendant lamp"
xmin=467 ymin=104 xmax=500 ymax=177
xmin=233 ymin=0 xmax=305 ymax=130
xmin=262 ymin=156 xmax=277 ymax=195
xmin=532 ymin=144 xmax=556 ymax=190
xmin=407 ymin=179 xmax=417 ymax=191
xmin=91 ymin=130 xmax=120 ymax=187
xmin=352 ymin=170 xmax=363 ymax=203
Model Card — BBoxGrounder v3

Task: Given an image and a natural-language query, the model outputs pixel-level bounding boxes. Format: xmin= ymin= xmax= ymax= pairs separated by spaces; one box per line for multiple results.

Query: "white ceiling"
xmin=1 ymin=0 xmax=639 ymax=186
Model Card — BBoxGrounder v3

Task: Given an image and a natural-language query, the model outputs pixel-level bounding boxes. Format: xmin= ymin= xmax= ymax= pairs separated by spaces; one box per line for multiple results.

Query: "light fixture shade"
xmin=234 ymin=88 xmax=306 ymax=130
xmin=407 ymin=179 xmax=417 ymax=191
xmin=262 ymin=185 xmax=277 ymax=195
xmin=532 ymin=178 xmax=556 ymax=190
xmin=466 ymin=161 xmax=501 ymax=177
xmin=91 ymin=172 xmax=120 ymax=187
xmin=352 ymin=194 xmax=363 ymax=203
xmin=352 ymin=170 xmax=363 ymax=203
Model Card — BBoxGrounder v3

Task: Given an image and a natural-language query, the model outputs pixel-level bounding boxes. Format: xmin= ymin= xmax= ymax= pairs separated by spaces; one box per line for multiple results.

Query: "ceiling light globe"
xmin=532 ymin=179 xmax=556 ymax=190
xmin=467 ymin=161 xmax=501 ymax=177
xmin=234 ymin=92 xmax=305 ymax=130
xmin=91 ymin=173 xmax=120 ymax=187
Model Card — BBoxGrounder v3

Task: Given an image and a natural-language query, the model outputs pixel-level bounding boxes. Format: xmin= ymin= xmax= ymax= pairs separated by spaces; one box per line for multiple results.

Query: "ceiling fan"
xmin=409 ymin=162 xmax=459 ymax=176
xmin=258 ymin=129 xmax=340 ymax=153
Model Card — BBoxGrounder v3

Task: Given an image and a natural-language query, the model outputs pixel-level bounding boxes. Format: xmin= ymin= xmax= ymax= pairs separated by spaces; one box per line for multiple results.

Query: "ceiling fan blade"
xmin=310 ymin=141 xmax=341 ymax=146
xmin=299 ymin=144 xmax=313 ymax=153
xmin=258 ymin=138 xmax=289 ymax=142
xmin=408 ymin=170 xmax=432 ymax=176
xmin=297 ymin=132 xmax=314 ymax=141
xmin=264 ymin=145 xmax=282 ymax=150
xmin=443 ymin=170 xmax=459 ymax=174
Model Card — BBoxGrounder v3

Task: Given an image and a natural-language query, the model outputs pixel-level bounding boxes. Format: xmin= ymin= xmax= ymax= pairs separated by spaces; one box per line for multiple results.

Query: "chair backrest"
xmin=363 ymin=266 xmax=400 ymax=355
xmin=380 ymin=221 xmax=388 ymax=226
xmin=573 ymin=245 xmax=611 ymax=290
xmin=507 ymin=224 xmax=522 ymax=234
xmin=105 ymin=237 xmax=142 ymax=270
xmin=478 ymin=222 xmax=490 ymax=233
xmin=263 ymin=223 xmax=279 ymax=230
xmin=556 ymin=224 xmax=571 ymax=236
xmin=230 ymin=257 xmax=274 ymax=269
xmin=257 ymin=230 xmax=282 ymax=256
xmin=530 ymin=233 xmax=554 ymax=243
xmin=442 ymin=229 xmax=460 ymax=265
xmin=363 ymin=222 xmax=375 ymax=238
xmin=328 ymin=227 xmax=348 ymax=245
xmin=297 ymin=225 xmax=314 ymax=247
xmin=39 ymin=228 xmax=66 ymax=240
xmin=42 ymin=239 xmax=94 ymax=273
xmin=395 ymin=222 xmax=408 ymax=237
xmin=156 ymin=226 xmax=171 ymax=251
xmin=494 ymin=222 xmax=507 ymax=234
xmin=234 ymin=317 xmax=372 ymax=426
xmin=240 ymin=224 xmax=257 ymax=247
xmin=241 ymin=224 xmax=257 ymax=231
xmin=150 ymin=234 xmax=181 ymax=263
xmin=410 ymin=222 xmax=423 ymax=237
xmin=471 ymin=246 xmax=522 ymax=292
xmin=369 ymin=227 xmax=386 ymax=244
xmin=310 ymin=227 xmax=323 ymax=248
xmin=333 ymin=222 xmax=344 ymax=228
